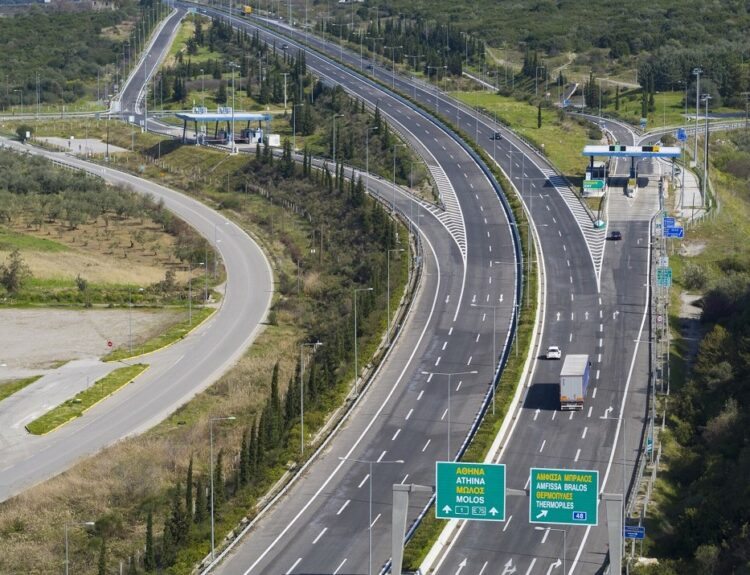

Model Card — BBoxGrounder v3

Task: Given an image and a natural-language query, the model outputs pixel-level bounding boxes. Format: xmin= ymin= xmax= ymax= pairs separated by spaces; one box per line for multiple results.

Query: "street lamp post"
xmin=365 ymin=125 xmax=379 ymax=196
xmin=200 ymin=68 xmax=205 ymax=108
xmin=228 ymin=62 xmax=240 ymax=154
xmin=701 ymin=93 xmax=711 ymax=209
xmin=209 ymin=415 xmax=236 ymax=560
xmin=427 ymin=66 xmax=447 ymax=115
xmin=421 ymin=370 xmax=477 ymax=460
xmin=692 ymin=67 xmax=702 ymax=165
xmin=385 ymin=45 xmax=402 ymax=88
xmin=128 ymin=286 xmax=143 ymax=354
xmin=64 ymin=521 xmax=95 ymax=575
xmin=534 ymin=526 xmax=567 ymax=575
xmin=353 ymin=287 xmax=373 ymax=394
xmin=470 ymin=302 xmax=499 ymax=414
xmin=387 ymin=248 xmax=405 ymax=345
xmin=299 ymin=341 xmax=323 ymax=454
xmin=338 ymin=456 xmax=403 ymax=575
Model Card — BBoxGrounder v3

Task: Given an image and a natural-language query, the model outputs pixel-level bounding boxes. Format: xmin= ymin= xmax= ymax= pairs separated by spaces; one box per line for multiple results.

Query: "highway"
xmin=195 ymin=12 xmax=657 ymax=575
xmin=0 ymin=135 xmax=273 ymax=502
xmin=174 ymin=4 xmax=526 ymax=574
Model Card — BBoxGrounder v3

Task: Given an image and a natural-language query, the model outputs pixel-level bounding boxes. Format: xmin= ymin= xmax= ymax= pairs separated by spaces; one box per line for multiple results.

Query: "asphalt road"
xmin=0 ymin=136 xmax=272 ymax=502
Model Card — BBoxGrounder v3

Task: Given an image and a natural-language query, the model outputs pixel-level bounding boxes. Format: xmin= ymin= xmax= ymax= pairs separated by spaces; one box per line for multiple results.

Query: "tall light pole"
xmin=228 ymin=62 xmax=240 ymax=154
xmin=385 ymin=45 xmax=402 ymax=88
xmin=701 ymin=93 xmax=711 ymax=209
xmin=128 ymin=286 xmax=143 ymax=354
xmin=534 ymin=526 xmax=567 ymax=575
xmin=692 ymin=67 xmax=702 ymax=165
xmin=421 ymin=370 xmax=478 ymax=460
xmin=338 ymin=456 xmax=403 ymax=575
xmin=64 ymin=521 xmax=95 ymax=575
xmin=299 ymin=341 xmax=323 ymax=454
xmin=353 ymin=287 xmax=373 ymax=394
xmin=387 ymin=248 xmax=404 ymax=345
xmin=366 ymin=35 xmax=383 ymax=73
xmin=427 ymin=65 xmax=447 ymax=115
xmin=200 ymin=68 xmax=205 ymax=108
xmin=292 ymin=102 xmax=303 ymax=151
xmin=209 ymin=415 xmax=236 ymax=560
xmin=470 ymin=302 xmax=500 ymax=414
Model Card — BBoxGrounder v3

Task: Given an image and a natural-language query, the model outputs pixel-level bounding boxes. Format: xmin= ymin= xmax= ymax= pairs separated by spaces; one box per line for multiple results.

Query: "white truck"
xmin=559 ymin=354 xmax=590 ymax=411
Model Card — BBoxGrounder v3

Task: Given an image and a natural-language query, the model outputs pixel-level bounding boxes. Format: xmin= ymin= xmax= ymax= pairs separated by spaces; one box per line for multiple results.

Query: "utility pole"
xmin=701 ymin=93 xmax=712 ymax=209
xmin=692 ymin=67 xmax=702 ymax=165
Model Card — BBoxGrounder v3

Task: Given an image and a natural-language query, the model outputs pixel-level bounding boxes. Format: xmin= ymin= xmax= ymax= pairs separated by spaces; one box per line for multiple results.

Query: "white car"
xmin=546 ymin=346 xmax=562 ymax=360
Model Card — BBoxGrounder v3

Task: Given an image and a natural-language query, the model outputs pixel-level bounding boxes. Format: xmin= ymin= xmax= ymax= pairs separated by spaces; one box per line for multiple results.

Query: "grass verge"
xmin=0 ymin=375 xmax=42 ymax=403
xmin=103 ymin=306 xmax=215 ymax=362
xmin=25 ymin=364 xmax=148 ymax=435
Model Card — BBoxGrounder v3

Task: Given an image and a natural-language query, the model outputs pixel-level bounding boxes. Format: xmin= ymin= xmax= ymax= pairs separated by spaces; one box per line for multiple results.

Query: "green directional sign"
xmin=583 ymin=179 xmax=605 ymax=191
xmin=530 ymin=467 xmax=598 ymax=526
xmin=656 ymin=267 xmax=672 ymax=288
xmin=436 ymin=462 xmax=505 ymax=522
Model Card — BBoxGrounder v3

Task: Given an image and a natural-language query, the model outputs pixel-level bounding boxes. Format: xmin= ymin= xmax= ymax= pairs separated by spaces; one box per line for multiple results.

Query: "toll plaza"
xmin=581 ymin=145 xmax=681 ymax=197
xmin=176 ymin=107 xmax=273 ymax=146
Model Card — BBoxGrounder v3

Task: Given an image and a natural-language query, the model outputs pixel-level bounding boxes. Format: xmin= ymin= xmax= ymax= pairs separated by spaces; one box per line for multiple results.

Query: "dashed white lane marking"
xmin=599 ymin=297 xmax=602 ymax=305
xmin=441 ymin=409 xmax=448 ymax=421
xmin=475 ymin=333 xmax=480 ymax=343
xmin=575 ymin=448 xmax=581 ymax=462
xmin=525 ymin=558 xmax=537 ymax=575
xmin=571 ymin=293 xmax=575 ymax=301
xmin=503 ymin=514 xmax=513 ymax=531
xmin=377 ymin=450 xmax=387 ymax=462
xmin=405 ymin=408 xmax=414 ymax=420
xmin=333 ymin=559 xmax=347 ymax=575
xmin=370 ymin=513 xmax=381 ymax=528
xmin=563 ymin=245 xmax=567 ymax=252
xmin=358 ymin=474 xmax=370 ymax=489
xmin=596 ymin=370 xmax=600 ymax=380
xmin=587 ymin=406 xmax=593 ymax=418
xmin=489 ymin=277 xmax=492 ymax=285
xmin=582 ymin=426 xmax=588 ymax=439
xmin=567 ymin=260 xmax=570 ymax=267
xmin=569 ymin=333 xmax=573 ymax=342
xmin=539 ymin=440 xmax=546 ymax=452
xmin=448 ymin=327 xmax=454 ymax=336
xmin=569 ymin=411 xmax=575 ymax=420
xmin=435 ymin=356 xmax=441 ymax=366
xmin=482 ymin=313 xmax=487 ymax=321
xmin=480 ymin=205 xmax=484 ymax=212
xmin=541 ymin=527 xmax=550 ymax=544
xmin=599 ymin=310 xmax=603 ymax=318
xmin=489 ymin=245 xmax=492 ymax=253
xmin=552 ymin=217 xmax=557 ymax=223
xmin=487 ymin=231 xmax=490 ymax=238
xmin=483 ymin=218 xmax=488 ymax=224
xmin=392 ymin=429 xmax=401 ymax=441
xmin=417 ymin=390 xmax=424 ymax=400
xmin=552 ymin=411 xmax=557 ymax=420
xmin=422 ymin=439 xmax=431 ymax=452
xmin=442 ymin=341 xmax=448 ymax=350
xmin=570 ymin=276 xmax=573 ymax=284
xmin=456 ymin=380 xmax=463 ymax=391
xmin=337 ymin=500 xmax=350 ymax=515
xmin=467 ymin=356 xmax=473 ymax=365
xmin=592 ymin=388 xmax=598 ymax=399
xmin=524 ymin=476 xmax=531 ymax=490
xmin=457 ymin=163 xmax=462 ymax=169
xmin=598 ymin=353 xmax=602 ymax=363
xmin=427 ymin=373 xmax=434 ymax=382
xmin=598 ymin=338 xmax=603 ymax=347
xmin=401 ymin=474 xmax=409 ymax=484
xmin=285 ymin=558 xmax=302 ymax=574
xmin=313 ymin=527 xmax=327 ymax=544
xmin=599 ymin=324 xmax=603 ymax=332
xmin=486 ymin=294 xmax=490 ymax=302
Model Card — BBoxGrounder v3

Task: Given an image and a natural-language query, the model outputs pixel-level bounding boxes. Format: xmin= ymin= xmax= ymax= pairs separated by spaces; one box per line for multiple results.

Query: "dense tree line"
xmin=0 ymin=0 xmax=165 ymax=109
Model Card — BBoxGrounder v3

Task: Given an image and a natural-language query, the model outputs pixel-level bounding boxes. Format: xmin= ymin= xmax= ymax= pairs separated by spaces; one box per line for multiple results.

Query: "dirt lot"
xmin=0 ymin=308 xmax=183 ymax=374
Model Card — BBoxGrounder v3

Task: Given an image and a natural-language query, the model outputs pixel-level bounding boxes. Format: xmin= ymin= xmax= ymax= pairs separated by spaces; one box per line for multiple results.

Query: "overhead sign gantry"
xmin=583 ymin=144 xmax=681 ymax=183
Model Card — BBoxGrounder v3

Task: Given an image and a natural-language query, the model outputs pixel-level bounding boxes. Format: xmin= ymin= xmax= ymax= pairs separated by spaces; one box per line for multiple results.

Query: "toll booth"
xmin=176 ymin=108 xmax=273 ymax=147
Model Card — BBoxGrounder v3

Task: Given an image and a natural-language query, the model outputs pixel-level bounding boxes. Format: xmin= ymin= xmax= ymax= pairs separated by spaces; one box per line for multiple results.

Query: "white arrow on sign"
xmin=489 ymin=507 xmax=499 ymax=516
xmin=442 ymin=505 xmax=452 ymax=514
xmin=501 ymin=559 xmax=517 ymax=575
xmin=455 ymin=558 xmax=468 ymax=575
xmin=546 ymin=558 xmax=563 ymax=575
xmin=535 ymin=509 xmax=548 ymax=520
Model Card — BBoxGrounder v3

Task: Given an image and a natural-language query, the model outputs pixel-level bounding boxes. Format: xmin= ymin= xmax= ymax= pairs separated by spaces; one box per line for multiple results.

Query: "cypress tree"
xmin=249 ymin=419 xmax=259 ymax=475
xmin=144 ymin=510 xmax=155 ymax=572
xmin=537 ymin=103 xmax=542 ymax=129
xmin=169 ymin=481 xmax=189 ymax=546
xmin=128 ymin=554 xmax=139 ymax=575
xmin=284 ymin=375 xmax=299 ymax=423
xmin=195 ymin=479 xmax=207 ymax=524
xmin=214 ymin=449 xmax=226 ymax=507
xmin=185 ymin=456 xmax=194 ymax=522
xmin=239 ymin=429 xmax=249 ymax=487
xmin=98 ymin=537 xmax=107 ymax=575
xmin=615 ymin=85 xmax=620 ymax=111
xmin=161 ymin=516 xmax=175 ymax=567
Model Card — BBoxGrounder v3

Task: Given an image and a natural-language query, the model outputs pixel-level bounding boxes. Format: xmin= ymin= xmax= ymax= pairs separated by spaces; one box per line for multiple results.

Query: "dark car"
xmin=610 ymin=230 xmax=622 ymax=241
xmin=490 ymin=132 xmax=502 ymax=140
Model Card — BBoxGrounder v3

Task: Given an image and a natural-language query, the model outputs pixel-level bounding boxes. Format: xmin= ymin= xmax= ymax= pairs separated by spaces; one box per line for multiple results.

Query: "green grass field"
xmin=0 ymin=375 xmax=42 ymax=403
xmin=451 ymin=91 xmax=592 ymax=180
xmin=25 ymin=364 xmax=148 ymax=435
xmin=0 ymin=228 xmax=69 ymax=252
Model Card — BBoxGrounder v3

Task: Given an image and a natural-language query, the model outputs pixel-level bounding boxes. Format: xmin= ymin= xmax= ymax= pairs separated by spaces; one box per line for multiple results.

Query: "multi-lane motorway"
xmin=166 ymin=5 xmax=657 ymax=574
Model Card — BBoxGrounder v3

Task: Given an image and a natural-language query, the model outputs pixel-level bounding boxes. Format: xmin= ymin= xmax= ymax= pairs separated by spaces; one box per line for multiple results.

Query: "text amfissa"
xmin=534 ymin=471 xmax=592 ymax=510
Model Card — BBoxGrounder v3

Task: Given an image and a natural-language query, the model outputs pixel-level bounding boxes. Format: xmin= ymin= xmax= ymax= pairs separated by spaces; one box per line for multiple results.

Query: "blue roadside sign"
xmin=664 ymin=226 xmax=684 ymax=239
xmin=663 ymin=217 xmax=675 ymax=227
xmin=624 ymin=525 xmax=646 ymax=540
xmin=677 ymin=128 xmax=688 ymax=142
xmin=563 ymin=99 xmax=571 ymax=107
